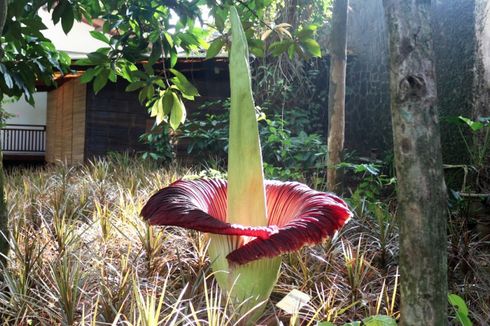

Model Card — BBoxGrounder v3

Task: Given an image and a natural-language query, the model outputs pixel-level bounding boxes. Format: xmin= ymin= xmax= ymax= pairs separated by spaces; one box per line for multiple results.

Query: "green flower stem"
xmin=207 ymin=6 xmax=281 ymax=322
xmin=227 ymin=6 xmax=268 ymax=228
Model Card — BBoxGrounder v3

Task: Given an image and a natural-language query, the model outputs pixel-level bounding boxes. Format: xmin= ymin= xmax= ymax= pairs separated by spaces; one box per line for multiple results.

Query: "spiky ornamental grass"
xmin=0 ymin=156 xmax=488 ymax=324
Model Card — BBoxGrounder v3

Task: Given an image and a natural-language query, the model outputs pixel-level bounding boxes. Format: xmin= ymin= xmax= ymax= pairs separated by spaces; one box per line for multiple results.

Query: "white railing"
xmin=1 ymin=124 xmax=46 ymax=153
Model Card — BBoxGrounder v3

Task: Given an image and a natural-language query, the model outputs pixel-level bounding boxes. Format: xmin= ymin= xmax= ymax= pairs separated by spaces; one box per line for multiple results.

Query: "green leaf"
xmin=170 ymin=48 xmax=178 ymax=68
xmin=148 ymin=43 xmax=162 ymax=65
xmin=214 ymin=7 xmax=227 ymax=32
xmin=148 ymin=31 xmax=160 ymax=43
xmin=52 ymin=1 xmax=66 ymax=24
xmin=150 ymin=98 xmax=159 ymax=117
xmin=317 ymin=322 xmax=335 ymax=326
xmin=153 ymin=79 xmax=165 ymax=88
xmin=162 ymin=89 xmax=174 ymax=116
xmin=59 ymin=51 xmax=71 ymax=66
xmin=143 ymin=63 xmax=154 ymax=76
xmin=130 ymin=70 xmax=148 ymax=80
xmin=362 ymin=315 xmax=397 ymax=326
xmin=287 ymin=44 xmax=295 ymax=60
xmin=169 ymin=92 xmax=186 ymax=130
xmin=448 ymin=294 xmax=469 ymax=316
xmin=0 ymin=64 xmax=14 ymax=89
xmin=249 ymin=39 xmax=265 ymax=58
xmin=456 ymin=311 xmax=473 ymax=326
xmin=108 ymin=70 xmax=117 ymax=83
xmin=117 ymin=60 xmax=138 ymax=82
xmin=139 ymin=86 xmax=148 ymax=104
xmin=297 ymin=24 xmax=318 ymax=39
xmin=80 ymin=68 xmax=98 ymax=83
xmin=96 ymin=47 xmax=111 ymax=55
xmin=169 ymin=69 xmax=199 ymax=97
xmin=151 ymin=97 xmax=165 ymax=125
xmin=206 ymin=38 xmax=225 ymax=59
xmin=301 ymin=38 xmax=321 ymax=57
xmin=250 ymin=46 xmax=265 ymax=58
xmin=458 ymin=116 xmax=484 ymax=132
xmin=269 ymin=40 xmax=292 ymax=56
xmin=178 ymin=32 xmax=201 ymax=50
xmin=163 ymin=31 xmax=174 ymax=48
xmin=87 ymin=52 xmax=108 ymax=65
xmin=146 ymin=85 xmax=155 ymax=100
xmin=90 ymin=31 xmax=110 ymax=44
xmin=61 ymin=6 xmax=75 ymax=34
xmin=74 ymin=58 xmax=93 ymax=66
xmin=93 ymin=69 xmax=110 ymax=94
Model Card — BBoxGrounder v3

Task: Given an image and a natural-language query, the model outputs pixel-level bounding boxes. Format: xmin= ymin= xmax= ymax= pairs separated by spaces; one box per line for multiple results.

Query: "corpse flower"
xmin=141 ymin=6 xmax=351 ymax=320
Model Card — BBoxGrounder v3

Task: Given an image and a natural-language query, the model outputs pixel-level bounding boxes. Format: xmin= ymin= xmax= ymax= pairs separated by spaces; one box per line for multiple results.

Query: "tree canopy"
xmin=0 ymin=0 xmax=325 ymax=129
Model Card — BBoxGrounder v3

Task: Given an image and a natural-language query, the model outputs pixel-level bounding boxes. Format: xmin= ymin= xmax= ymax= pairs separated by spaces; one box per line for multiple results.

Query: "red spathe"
xmin=141 ymin=179 xmax=352 ymax=265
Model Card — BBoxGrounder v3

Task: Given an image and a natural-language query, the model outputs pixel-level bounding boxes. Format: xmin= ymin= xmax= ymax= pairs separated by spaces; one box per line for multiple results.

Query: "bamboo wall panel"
xmin=46 ymin=78 xmax=86 ymax=164
xmin=45 ymin=87 xmax=58 ymax=162
xmin=72 ymin=79 xmax=86 ymax=163
xmin=62 ymin=80 xmax=74 ymax=161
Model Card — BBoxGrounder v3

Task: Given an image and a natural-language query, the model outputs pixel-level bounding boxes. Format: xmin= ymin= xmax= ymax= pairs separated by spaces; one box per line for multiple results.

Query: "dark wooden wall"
xmin=85 ymin=80 xmax=148 ymax=159
xmin=84 ymin=58 xmax=230 ymax=160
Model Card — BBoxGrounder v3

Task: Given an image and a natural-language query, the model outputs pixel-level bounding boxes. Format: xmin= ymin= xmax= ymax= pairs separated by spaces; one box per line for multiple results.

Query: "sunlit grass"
xmin=0 ymin=154 xmax=486 ymax=324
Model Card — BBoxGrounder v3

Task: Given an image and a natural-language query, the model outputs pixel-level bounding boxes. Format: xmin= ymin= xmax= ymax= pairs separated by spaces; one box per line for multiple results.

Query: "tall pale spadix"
xmin=207 ymin=5 xmax=281 ymax=313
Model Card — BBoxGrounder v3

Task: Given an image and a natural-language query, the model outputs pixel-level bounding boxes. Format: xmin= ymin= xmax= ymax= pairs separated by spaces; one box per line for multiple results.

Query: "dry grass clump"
xmin=0 ymin=154 xmax=485 ymax=325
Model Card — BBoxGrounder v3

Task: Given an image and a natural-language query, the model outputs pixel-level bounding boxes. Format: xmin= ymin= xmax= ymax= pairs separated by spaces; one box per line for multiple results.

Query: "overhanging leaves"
xmin=206 ymin=37 xmax=225 ymax=59
xmin=169 ymin=92 xmax=186 ymax=130
xmin=169 ymin=69 xmax=199 ymax=99
xmin=90 ymin=31 xmax=110 ymax=44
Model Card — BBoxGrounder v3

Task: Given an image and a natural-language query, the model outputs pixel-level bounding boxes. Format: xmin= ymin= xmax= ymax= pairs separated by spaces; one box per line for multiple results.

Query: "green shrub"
xmin=178 ymin=101 xmax=327 ymax=182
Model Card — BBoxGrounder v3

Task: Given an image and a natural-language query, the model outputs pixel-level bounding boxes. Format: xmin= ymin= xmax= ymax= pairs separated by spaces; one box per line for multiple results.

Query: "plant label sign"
xmin=276 ymin=289 xmax=311 ymax=314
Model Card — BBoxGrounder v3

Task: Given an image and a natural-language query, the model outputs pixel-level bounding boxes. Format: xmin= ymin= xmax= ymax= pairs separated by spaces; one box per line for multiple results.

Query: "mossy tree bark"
xmin=0 ymin=0 xmax=8 ymax=264
xmin=326 ymin=0 xmax=348 ymax=192
xmin=382 ymin=1 xmax=448 ymax=325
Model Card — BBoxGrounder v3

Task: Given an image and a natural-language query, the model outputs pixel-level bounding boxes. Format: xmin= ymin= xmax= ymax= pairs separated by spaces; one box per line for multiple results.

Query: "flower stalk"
xmin=141 ymin=6 xmax=352 ymax=323
xmin=206 ymin=6 xmax=281 ymax=316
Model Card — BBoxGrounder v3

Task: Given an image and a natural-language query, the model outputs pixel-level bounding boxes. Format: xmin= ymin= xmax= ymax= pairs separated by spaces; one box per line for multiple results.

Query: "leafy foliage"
xmin=447 ymin=116 xmax=490 ymax=167
xmin=140 ymin=124 xmax=174 ymax=163
xmin=178 ymin=102 xmax=229 ymax=159
xmin=70 ymin=0 xmax=322 ymax=132
xmin=0 ymin=0 xmax=75 ymax=103
xmin=178 ymin=100 xmax=327 ymax=183
xmin=446 ymin=115 xmax=490 ymax=193
xmin=1 ymin=0 xmax=325 ymax=129
xmin=260 ymin=116 xmax=327 ymax=181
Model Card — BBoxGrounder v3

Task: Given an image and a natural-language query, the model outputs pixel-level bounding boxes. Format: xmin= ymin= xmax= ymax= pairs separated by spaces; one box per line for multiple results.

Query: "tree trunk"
xmin=0 ymin=0 xmax=8 ymax=264
xmin=326 ymin=0 xmax=348 ymax=192
xmin=382 ymin=1 xmax=448 ymax=325
xmin=0 ymin=0 xmax=6 ymax=36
